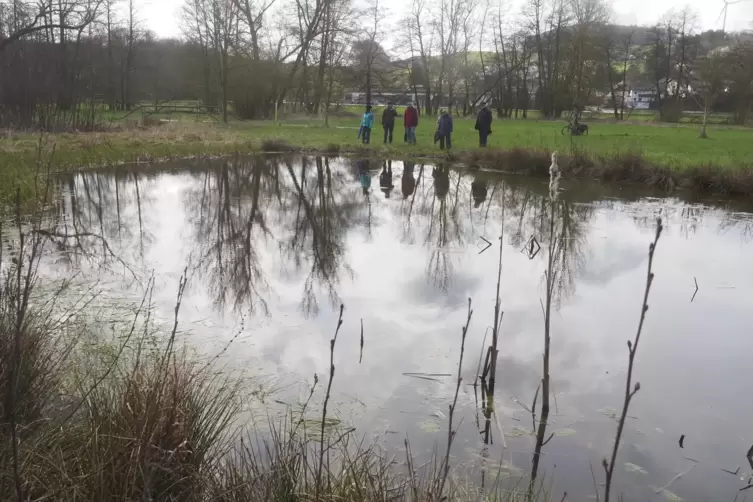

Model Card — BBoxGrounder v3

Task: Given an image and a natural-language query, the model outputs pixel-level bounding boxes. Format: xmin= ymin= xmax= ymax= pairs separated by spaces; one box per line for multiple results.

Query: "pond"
xmin=37 ymin=155 xmax=753 ymax=501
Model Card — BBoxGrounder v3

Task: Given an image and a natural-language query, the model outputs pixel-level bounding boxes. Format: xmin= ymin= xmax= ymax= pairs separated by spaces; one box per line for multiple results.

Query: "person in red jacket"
xmin=404 ymin=103 xmax=419 ymax=144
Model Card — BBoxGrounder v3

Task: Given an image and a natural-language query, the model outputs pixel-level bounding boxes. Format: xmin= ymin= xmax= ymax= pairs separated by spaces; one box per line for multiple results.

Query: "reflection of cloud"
xmin=580 ymin=239 xmax=645 ymax=284
xmin=405 ymin=271 xmax=482 ymax=307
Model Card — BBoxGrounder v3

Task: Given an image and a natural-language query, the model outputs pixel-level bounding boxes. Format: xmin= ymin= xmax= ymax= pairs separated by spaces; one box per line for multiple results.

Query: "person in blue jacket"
xmin=360 ymin=105 xmax=374 ymax=144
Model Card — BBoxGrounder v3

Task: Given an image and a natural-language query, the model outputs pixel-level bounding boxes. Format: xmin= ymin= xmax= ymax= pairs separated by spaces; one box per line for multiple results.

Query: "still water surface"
xmin=39 ymin=155 xmax=753 ymax=500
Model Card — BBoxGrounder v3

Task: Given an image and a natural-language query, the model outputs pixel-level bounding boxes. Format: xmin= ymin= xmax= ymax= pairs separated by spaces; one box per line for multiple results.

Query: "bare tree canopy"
xmin=1 ymin=0 xmax=752 ymax=129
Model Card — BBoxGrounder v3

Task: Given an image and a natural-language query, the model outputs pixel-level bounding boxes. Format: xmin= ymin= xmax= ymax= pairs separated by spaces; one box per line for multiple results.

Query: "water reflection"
xmin=32 ymin=155 xmax=753 ymax=501
xmin=45 ymin=156 xmax=753 ymax=320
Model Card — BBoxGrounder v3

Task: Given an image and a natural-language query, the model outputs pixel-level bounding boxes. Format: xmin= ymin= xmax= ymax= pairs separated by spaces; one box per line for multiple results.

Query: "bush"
xmin=660 ymin=101 xmax=684 ymax=123
xmin=260 ymin=138 xmax=293 ymax=152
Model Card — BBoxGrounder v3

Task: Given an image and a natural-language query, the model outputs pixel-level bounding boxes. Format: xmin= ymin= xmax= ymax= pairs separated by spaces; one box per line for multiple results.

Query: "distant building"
xmin=627 ymin=88 xmax=656 ymax=109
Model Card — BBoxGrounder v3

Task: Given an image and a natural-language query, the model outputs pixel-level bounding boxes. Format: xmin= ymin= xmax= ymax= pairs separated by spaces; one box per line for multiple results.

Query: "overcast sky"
xmin=140 ymin=0 xmax=752 ymax=42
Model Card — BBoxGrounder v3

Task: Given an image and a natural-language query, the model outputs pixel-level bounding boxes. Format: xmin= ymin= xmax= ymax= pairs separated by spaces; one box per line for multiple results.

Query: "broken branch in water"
xmin=403 ymin=373 xmax=452 ymax=377
xmin=722 ymin=466 xmax=740 ymax=476
xmin=679 ymin=434 xmax=685 ymax=448
xmin=603 ymin=218 xmax=663 ymax=502
xmin=691 ymin=277 xmax=699 ymax=302
xmin=654 ymin=463 xmax=696 ymax=494
xmin=359 ymin=319 xmax=364 ymax=364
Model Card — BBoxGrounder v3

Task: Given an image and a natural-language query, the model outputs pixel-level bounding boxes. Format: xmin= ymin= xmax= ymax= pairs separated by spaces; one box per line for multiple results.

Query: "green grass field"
xmin=243 ymin=114 xmax=753 ymax=168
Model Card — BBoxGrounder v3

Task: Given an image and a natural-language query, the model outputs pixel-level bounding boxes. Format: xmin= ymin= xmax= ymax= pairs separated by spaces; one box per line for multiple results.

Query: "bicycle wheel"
xmin=561 ymin=125 xmax=570 ymax=136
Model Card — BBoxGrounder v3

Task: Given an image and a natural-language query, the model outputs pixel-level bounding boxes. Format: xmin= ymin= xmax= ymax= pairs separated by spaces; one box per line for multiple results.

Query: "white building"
xmin=627 ymin=88 xmax=656 ymax=110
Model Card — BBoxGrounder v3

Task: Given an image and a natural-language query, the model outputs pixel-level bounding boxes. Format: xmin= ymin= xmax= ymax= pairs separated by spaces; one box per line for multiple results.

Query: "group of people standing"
xmin=358 ymin=103 xmax=493 ymax=149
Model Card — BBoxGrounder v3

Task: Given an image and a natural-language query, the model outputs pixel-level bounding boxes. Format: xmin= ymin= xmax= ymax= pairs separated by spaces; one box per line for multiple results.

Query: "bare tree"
xmin=405 ymin=0 xmax=435 ymax=115
xmin=182 ymin=0 xmax=239 ymax=122
xmin=351 ymin=0 xmax=389 ymax=106
xmin=695 ymin=48 xmax=730 ymax=138
xmin=0 ymin=0 xmax=102 ymax=53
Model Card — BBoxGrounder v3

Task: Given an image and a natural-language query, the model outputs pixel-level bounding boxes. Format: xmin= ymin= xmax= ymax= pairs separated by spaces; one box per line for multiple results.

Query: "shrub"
xmin=659 ymin=101 xmax=684 ymax=123
xmin=260 ymin=138 xmax=292 ymax=152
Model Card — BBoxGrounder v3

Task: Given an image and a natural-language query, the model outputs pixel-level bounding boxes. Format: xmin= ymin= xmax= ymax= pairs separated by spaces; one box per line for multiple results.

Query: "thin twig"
xmin=474 ymin=327 xmax=490 ymax=386
xmin=405 ymin=438 xmax=420 ymax=502
xmin=604 ymin=219 xmax=663 ymax=502
xmin=589 ymin=462 xmax=601 ymax=502
xmin=315 ymin=303 xmax=345 ymax=500
xmin=359 ymin=318 xmax=364 ymax=364
xmin=531 ymin=380 xmax=541 ymax=433
xmin=435 ymin=298 xmax=474 ymax=501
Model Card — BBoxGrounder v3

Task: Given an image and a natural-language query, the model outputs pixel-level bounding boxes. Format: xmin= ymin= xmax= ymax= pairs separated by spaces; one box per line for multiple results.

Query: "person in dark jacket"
xmin=437 ymin=110 xmax=453 ymax=150
xmin=471 ymin=175 xmax=488 ymax=208
xmin=403 ymin=103 xmax=419 ymax=144
xmin=475 ymin=103 xmax=493 ymax=147
xmin=380 ymin=160 xmax=394 ymax=198
xmin=382 ymin=103 xmax=399 ymax=144
xmin=401 ymin=161 xmax=416 ymax=198
xmin=432 ymin=165 xmax=450 ymax=199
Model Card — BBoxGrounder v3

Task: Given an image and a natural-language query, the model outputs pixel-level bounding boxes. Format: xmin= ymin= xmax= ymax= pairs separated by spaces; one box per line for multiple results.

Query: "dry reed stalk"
xmin=434 ymin=298 xmax=474 ymax=501
xmin=527 ymin=161 xmax=560 ymax=501
xmin=315 ymin=303 xmax=345 ymax=500
xmin=602 ymin=218 xmax=663 ymax=502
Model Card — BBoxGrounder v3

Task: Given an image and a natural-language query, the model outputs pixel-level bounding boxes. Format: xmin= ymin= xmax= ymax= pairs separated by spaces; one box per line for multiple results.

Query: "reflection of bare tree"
xmin=719 ymin=211 xmax=753 ymax=241
xmin=188 ymin=158 xmax=274 ymax=314
xmin=424 ymin=167 xmax=465 ymax=293
xmin=44 ymin=169 xmax=154 ymax=277
xmin=550 ymin=201 xmax=591 ymax=305
xmin=399 ymin=163 xmax=426 ymax=245
xmin=283 ymin=157 xmax=360 ymax=316
xmin=185 ymin=156 xmax=361 ymax=317
xmin=496 ymin=182 xmax=591 ymax=304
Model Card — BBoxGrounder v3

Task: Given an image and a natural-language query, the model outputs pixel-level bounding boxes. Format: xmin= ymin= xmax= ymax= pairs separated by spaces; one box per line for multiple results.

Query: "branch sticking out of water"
xmin=359 ymin=318 xmax=364 ymax=364
xmin=603 ymin=218 xmax=663 ymax=502
xmin=315 ymin=303 xmax=344 ymax=500
xmin=434 ymin=298 xmax=474 ymax=501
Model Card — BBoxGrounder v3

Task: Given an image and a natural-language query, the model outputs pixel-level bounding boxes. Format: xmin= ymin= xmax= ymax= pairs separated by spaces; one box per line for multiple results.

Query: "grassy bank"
xmin=2 ymin=115 xmax=753 ymax=204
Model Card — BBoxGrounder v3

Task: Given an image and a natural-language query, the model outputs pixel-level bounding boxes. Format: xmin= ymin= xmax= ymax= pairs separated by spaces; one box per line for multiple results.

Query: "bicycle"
xmin=561 ymin=119 xmax=589 ymax=136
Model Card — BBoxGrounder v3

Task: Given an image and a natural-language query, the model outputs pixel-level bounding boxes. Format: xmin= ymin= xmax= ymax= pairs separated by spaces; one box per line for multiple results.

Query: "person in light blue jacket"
xmin=360 ymin=105 xmax=374 ymax=144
